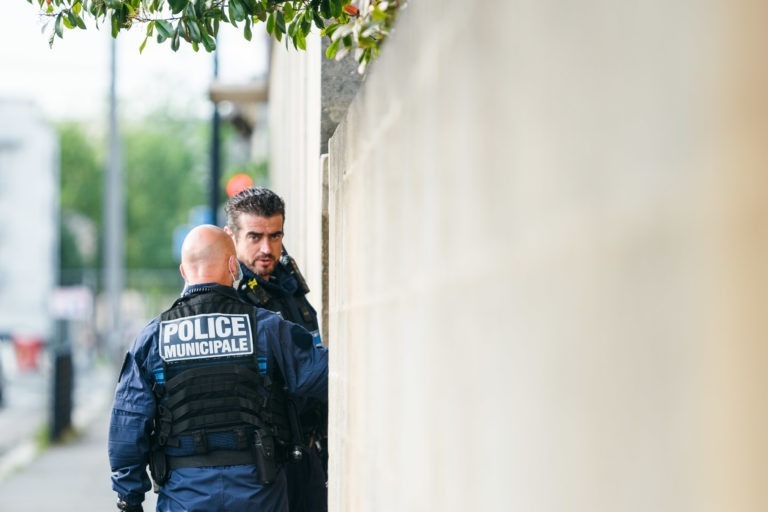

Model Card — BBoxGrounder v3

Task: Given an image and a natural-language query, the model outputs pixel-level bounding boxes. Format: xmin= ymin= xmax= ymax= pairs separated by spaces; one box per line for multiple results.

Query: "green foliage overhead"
xmin=27 ymin=0 xmax=403 ymax=72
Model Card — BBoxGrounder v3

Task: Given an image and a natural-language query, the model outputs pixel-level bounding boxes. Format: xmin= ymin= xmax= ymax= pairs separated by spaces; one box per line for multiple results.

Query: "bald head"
xmin=180 ymin=225 xmax=239 ymax=286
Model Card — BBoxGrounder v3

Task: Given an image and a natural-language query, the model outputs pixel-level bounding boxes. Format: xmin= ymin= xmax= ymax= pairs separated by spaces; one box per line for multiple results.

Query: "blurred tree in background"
xmin=58 ymin=122 xmax=103 ymax=286
xmin=123 ymin=115 xmax=207 ymax=266
xmin=57 ymin=113 xmax=265 ymax=299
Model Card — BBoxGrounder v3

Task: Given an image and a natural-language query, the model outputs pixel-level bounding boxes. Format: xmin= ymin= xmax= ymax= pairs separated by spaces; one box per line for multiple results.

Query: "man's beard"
xmin=249 ymin=255 xmax=276 ymax=277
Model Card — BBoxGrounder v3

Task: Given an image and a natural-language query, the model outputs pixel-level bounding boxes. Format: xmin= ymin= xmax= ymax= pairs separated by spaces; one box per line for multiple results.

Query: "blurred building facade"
xmin=266 ymin=2 xmax=768 ymax=511
xmin=0 ymin=100 xmax=58 ymax=343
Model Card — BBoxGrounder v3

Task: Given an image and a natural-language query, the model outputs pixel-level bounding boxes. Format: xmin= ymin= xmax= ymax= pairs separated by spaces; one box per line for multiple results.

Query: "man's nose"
xmin=258 ymin=238 xmax=272 ymax=254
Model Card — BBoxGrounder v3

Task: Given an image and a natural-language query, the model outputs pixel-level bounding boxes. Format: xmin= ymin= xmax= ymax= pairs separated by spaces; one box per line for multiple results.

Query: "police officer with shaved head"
xmin=108 ymin=225 xmax=328 ymax=512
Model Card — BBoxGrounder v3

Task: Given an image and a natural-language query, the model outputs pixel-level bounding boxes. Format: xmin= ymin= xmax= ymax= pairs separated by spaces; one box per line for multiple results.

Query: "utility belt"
xmin=150 ymin=427 xmax=284 ymax=486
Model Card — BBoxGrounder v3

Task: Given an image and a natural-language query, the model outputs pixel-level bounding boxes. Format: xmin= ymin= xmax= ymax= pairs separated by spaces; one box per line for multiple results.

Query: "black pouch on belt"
xmin=253 ymin=429 xmax=277 ymax=484
xmin=149 ymin=446 xmax=169 ymax=486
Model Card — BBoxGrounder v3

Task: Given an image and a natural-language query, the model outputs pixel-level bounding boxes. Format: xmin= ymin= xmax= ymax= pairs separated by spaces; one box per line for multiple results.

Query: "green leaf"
xmin=312 ymin=10 xmax=324 ymax=29
xmin=229 ymin=0 xmax=245 ymax=21
xmin=75 ymin=14 xmax=87 ymax=29
xmin=66 ymin=10 xmax=79 ymax=28
xmin=283 ymin=3 xmax=295 ymax=22
xmin=275 ymin=10 xmax=286 ymax=34
xmin=296 ymin=30 xmax=306 ymax=50
xmin=358 ymin=35 xmax=376 ymax=48
xmin=171 ymin=28 xmax=181 ymax=51
xmin=253 ymin=2 xmax=267 ymax=22
xmin=110 ymin=13 xmax=119 ymax=38
xmin=329 ymin=0 xmax=342 ymax=18
xmin=325 ymin=37 xmax=340 ymax=58
xmin=266 ymin=12 xmax=274 ymax=34
xmin=168 ymin=0 xmax=188 ymax=14
xmin=72 ymin=1 xmax=82 ymax=15
xmin=54 ymin=12 xmax=63 ymax=38
xmin=319 ymin=0 xmax=331 ymax=19
xmin=321 ymin=22 xmax=338 ymax=38
xmin=243 ymin=17 xmax=252 ymax=40
xmin=139 ymin=34 xmax=149 ymax=53
xmin=186 ymin=20 xmax=202 ymax=42
xmin=300 ymin=16 xmax=311 ymax=36
xmin=63 ymin=13 xmax=74 ymax=29
xmin=372 ymin=6 xmax=386 ymax=21
xmin=202 ymin=33 xmax=217 ymax=52
xmin=156 ymin=20 xmax=174 ymax=39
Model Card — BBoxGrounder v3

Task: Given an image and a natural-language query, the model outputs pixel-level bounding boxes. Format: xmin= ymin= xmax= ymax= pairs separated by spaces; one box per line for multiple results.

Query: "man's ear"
xmin=179 ymin=263 xmax=187 ymax=281
xmin=223 ymin=226 xmax=234 ymax=237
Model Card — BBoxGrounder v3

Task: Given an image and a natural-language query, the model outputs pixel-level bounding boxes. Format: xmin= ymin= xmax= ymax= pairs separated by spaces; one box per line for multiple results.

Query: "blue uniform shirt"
xmin=108 ymin=284 xmax=328 ymax=511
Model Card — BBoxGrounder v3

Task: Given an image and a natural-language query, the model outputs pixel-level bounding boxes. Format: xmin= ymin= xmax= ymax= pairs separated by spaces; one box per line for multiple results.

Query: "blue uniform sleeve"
xmin=257 ymin=310 xmax=328 ymax=401
xmin=108 ymin=320 xmax=159 ymax=505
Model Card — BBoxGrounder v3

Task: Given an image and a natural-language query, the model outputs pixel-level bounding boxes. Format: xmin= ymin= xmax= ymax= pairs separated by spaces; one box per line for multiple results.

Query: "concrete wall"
xmin=324 ymin=1 xmax=768 ymax=512
xmin=268 ymin=37 xmax=325 ymax=319
xmin=269 ymin=35 xmax=363 ymax=342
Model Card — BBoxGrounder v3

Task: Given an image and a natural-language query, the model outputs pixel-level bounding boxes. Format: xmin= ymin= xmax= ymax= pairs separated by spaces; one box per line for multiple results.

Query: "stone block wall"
xmin=324 ymin=1 xmax=768 ymax=511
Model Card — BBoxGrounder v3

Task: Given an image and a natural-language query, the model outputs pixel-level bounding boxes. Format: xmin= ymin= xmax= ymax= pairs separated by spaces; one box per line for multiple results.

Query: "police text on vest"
xmin=159 ymin=314 xmax=254 ymax=362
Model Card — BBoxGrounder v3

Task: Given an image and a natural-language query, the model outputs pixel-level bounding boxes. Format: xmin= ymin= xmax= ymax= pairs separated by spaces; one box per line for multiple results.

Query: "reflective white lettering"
xmin=215 ymin=316 xmax=231 ymax=337
xmin=178 ymin=320 xmax=193 ymax=341
xmin=163 ymin=323 xmax=178 ymax=340
xmin=231 ymin=317 xmax=246 ymax=337
xmin=194 ymin=318 xmax=208 ymax=339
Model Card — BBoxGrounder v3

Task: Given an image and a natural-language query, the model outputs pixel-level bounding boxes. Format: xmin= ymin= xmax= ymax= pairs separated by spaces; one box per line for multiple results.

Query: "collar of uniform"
xmin=239 ymin=260 xmax=296 ymax=296
xmin=271 ymin=264 xmax=299 ymax=295
xmin=183 ymin=283 xmax=239 ymax=299
xmin=241 ymin=262 xmax=276 ymax=287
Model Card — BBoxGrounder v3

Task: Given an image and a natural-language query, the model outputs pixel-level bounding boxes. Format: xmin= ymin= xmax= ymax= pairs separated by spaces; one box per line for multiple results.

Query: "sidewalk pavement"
xmin=0 ymin=363 xmax=159 ymax=511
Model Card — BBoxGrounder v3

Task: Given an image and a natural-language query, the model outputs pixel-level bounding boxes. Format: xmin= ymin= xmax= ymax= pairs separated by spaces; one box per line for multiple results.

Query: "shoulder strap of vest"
xmin=279 ymin=252 xmax=311 ymax=295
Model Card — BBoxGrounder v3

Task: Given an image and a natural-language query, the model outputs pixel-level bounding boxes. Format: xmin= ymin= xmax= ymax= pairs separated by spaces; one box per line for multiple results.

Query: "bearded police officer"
xmin=108 ymin=225 xmax=328 ymax=512
xmin=224 ymin=187 xmax=327 ymax=512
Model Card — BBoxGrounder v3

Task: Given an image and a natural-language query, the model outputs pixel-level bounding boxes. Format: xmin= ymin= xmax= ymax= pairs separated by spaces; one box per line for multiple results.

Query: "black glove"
xmin=116 ymin=499 xmax=142 ymax=512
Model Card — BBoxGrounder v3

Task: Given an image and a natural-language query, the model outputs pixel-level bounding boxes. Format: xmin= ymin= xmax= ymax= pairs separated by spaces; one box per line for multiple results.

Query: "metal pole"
xmin=104 ymin=35 xmax=124 ymax=359
xmin=209 ymin=48 xmax=221 ymax=226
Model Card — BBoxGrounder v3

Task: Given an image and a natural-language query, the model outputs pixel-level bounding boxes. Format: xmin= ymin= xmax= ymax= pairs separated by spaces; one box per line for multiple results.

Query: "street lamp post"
xmin=209 ymin=48 xmax=221 ymax=226
xmin=104 ymin=35 xmax=124 ymax=360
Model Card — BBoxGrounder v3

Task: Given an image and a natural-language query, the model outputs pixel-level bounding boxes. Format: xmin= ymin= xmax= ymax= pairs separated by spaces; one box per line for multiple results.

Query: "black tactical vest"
xmin=151 ymin=287 xmax=290 ymax=474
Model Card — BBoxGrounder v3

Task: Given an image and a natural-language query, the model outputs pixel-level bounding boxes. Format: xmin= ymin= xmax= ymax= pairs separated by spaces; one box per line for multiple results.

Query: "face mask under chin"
xmin=230 ymin=262 xmax=244 ymax=289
